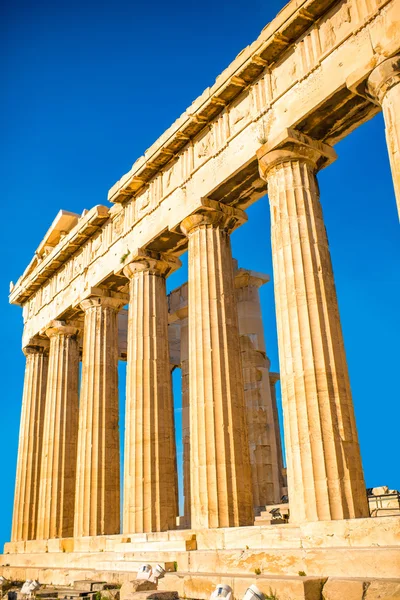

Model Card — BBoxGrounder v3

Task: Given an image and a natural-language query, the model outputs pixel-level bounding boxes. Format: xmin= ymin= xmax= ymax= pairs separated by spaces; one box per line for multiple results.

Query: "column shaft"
xmin=74 ymin=297 xmax=123 ymax=537
xmin=180 ymin=313 xmax=190 ymax=527
xmin=12 ymin=345 xmax=48 ymax=541
xmin=123 ymin=254 xmax=179 ymax=533
xmin=269 ymin=373 xmax=286 ymax=492
xmin=235 ymin=271 xmax=283 ymax=507
xmin=36 ymin=323 xmax=79 ymax=539
xmin=181 ymin=204 xmax=253 ymax=529
xmin=258 ymin=130 xmax=369 ymax=523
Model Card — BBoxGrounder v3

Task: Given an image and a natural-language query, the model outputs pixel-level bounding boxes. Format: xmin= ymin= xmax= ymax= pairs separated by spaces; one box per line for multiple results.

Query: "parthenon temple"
xmin=2 ymin=0 xmax=400 ymax=597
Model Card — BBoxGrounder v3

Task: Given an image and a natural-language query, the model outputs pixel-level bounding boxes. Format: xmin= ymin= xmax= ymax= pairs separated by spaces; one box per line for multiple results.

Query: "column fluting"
xmin=12 ymin=344 xmax=49 ymax=541
xmin=74 ymin=296 xmax=124 ymax=537
xmin=36 ymin=322 xmax=79 ymax=539
xmin=258 ymin=129 xmax=369 ymax=523
xmin=181 ymin=202 xmax=254 ymax=529
xmin=123 ymin=252 xmax=180 ymax=533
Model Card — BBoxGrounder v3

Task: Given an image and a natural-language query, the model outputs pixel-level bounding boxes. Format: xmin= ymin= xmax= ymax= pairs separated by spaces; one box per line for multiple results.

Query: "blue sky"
xmin=1 ymin=0 xmax=399 ymax=548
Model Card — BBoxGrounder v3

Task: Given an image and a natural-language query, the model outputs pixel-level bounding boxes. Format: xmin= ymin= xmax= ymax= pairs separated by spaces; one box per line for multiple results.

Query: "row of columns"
xmin=11 ymin=134 xmax=368 ymax=541
xmin=13 ymin=53 xmax=400 ymax=540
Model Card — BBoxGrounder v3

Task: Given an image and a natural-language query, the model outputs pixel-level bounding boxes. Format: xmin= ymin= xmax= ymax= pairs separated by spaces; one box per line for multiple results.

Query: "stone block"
xmin=185 ymin=540 xmax=197 ymax=551
xmin=25 ymin=540 xmax=48 ymax=553
xmin=300 ymin=517 xmax=400 ymax=549
xmin=364 ymin=579 xmax=400 ymax=600
xmin=73 ymin=581 xmax=93 ymax=592
xmin=195 ymin=529 xmax=225 ymax=550
xmin=157 ymin=575 xmax=185 ymax=597
xmin=61 ymin=539 xmax=74 ymax=553
xmin=98 ymin=590 xmax=120 ymax=600
xmin=120 ymin=580 xmax=156 ymax=600
xmin=372 ymin=487 xmax=389 ymax=496
xmin=131 ymin=594 xmax=178 ymax=600
xmin=322 ymin=578 xmax=365 ymax=600
xmin=3 ymin=543 xmax=24 ymax=555
xmin=47 ymin=540 xmax=62 ymax=553
xmin=92 ymin=583 xmax=109 ymax=592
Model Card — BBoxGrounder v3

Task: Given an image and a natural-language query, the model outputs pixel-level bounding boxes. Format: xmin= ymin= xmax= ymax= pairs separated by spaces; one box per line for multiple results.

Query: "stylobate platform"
xmin=1 ymin=517 xmax=399 ymax=599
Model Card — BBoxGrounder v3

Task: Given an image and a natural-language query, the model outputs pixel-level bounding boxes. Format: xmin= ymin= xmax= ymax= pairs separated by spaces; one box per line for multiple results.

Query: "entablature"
xmin=10 ymin=205 xmax=109 ymax=306
xmin=107 ymin=0 xmax=338 ymax=204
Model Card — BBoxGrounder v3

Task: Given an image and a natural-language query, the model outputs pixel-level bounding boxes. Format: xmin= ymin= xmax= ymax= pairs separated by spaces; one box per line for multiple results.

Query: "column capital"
xmin=23 ymin=336 xmax=49 ymax=356
xmin=180 ymin=199 xmax=247 ymax=237
xmin=257 ymin=128 xmax=337 ymax=180
xmin=234 ymin=268 xmax=270 ymax=289
xmin=367 ymin=55 xmax=400 ymax=105
xmin=44 ymin=320 xmax=80 ymax=339
xmin=123 ymin=249 xmax=181 ymax=279
xmin=269 ymin=372 xmax=280 ymax=387
xmin=80 ymin=295 xmax=126 ymax=312
xmin=23 ymin=344 xmax=49 ymax=357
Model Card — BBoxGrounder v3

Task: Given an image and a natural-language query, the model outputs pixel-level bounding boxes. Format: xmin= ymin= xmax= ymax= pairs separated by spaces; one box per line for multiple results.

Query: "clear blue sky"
xmin=1 ymin=0 xmax=399 ymax=548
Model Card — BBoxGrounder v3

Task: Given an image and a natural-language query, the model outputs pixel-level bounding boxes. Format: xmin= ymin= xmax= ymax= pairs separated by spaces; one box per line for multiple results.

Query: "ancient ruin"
xmin=2 ymin=0 xmax=400 ymax=597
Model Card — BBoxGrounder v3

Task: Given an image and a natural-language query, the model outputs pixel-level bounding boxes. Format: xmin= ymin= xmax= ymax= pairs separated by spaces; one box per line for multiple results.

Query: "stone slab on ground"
xmin=130 ymin=594 xmax=178 ymax=600
xmin=120 ymin=580 xmax=156 ymax=600
xmin=73 ymin=582 xmax=107 ymax=592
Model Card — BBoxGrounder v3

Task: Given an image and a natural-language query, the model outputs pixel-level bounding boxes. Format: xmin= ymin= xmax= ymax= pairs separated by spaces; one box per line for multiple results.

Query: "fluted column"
xmin=181 ymin=201 xmax=253 ymax=529
xmin=11 ymin=343 xmax=49 ymax=541
xmin=123 ymin=251 xmax=180 ymax=533
xmin=74 ymin=296 xmax=125 ymax=537
xmin=257 ymin=129 xmax=369 ymax=523
xmin=178 ymin=307 xmax=190 ymax=527
xmin=235 ymin=268 xmax=283 ymax=507
xmin=367 ymin=56 xmax=400 ymax=218
xmin=36 ymin=322 xmax=79 ymax=539
xmin=269 ymin=372 xmax=286 ymax=492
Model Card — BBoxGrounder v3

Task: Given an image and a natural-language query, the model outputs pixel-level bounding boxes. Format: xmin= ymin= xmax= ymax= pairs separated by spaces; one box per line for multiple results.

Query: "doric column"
xmin=234 ymin=268 xmax=283 ymax=507
xmin=269 ymin=372 xmax=286 ymax=492
xmin=36 ymin=322 xmax=79 ymax=539
xmin=367 ymin=56 xmax=400 ymax=218
xmin=181 ymin=201 xmax=253 ymax=529
xmin=74 ymin=295 xmax=125 ymax=537
xmin=257 ymin=129 xmax=369 ymax=523
xmin=11 ymin=343 xmax=49 ymax=541
xmin=123 ymin=251 xmax=180 ymax=533
xmin=178 ymin=306 xmax=190 ymax=528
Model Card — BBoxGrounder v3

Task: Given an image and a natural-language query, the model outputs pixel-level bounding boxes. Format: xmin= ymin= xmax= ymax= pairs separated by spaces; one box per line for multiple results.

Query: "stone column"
xmin=257 ymin=129 xmax=369 ymax=523
xmin=178 ymin=307 xmax=190 ymax=528
xmin=269 ymin=372 xmax=286 ymax=493
xmin=123 ymin=251 xmax=180 ymax=533
xmin=11 ymin=343 xmax=48 ymax=541
xmin=74 ymin=296 xmax=125 ymax=538
xmin=36 ymin=322 xmax=79 ymax=539
xmin=234 ymin=268 xmax=283 ymax=507
xmin=181 ymin=201 xmax=253 ymax=529
xmin=367 ymin=56 xmax=400 ymax=218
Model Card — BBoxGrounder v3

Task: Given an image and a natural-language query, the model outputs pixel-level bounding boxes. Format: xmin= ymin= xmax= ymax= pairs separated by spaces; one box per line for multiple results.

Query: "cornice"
xmin=10 ymin=205 xmax=109 ymax=306
xmin=107 ymin=0 xmax=338 ymax=204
